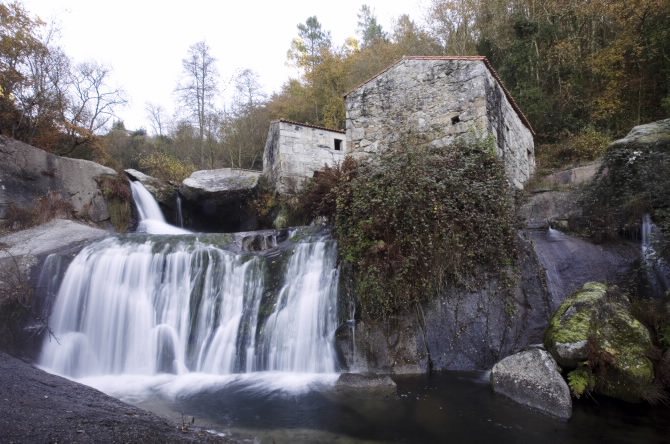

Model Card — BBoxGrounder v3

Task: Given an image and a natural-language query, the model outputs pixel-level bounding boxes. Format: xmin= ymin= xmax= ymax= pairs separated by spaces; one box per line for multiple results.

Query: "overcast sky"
xmin=20 ymin=0 xmax=428 ymax=133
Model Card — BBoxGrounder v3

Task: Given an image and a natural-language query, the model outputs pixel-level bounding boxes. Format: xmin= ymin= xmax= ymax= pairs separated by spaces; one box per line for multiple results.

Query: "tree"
xmin=0 ymin=1 xmax=45 ymax=138
xmin=175 ymin=40 xmax=219 ymax=167
xmin=13 ymin=21 xmax=69 ymax=147
xmin=218 ymin=68 xmax=269 ymax=169
xmin=287 ymin=16 xmax=331 ymax=73
xmin=392 ymin=14 xmax=442 ymax=56
xmin=357 ymin=5 xmax=387 ymax=48
xmin=66 ymin=61 xmax=127 ymax=135
xmin=145 ymin=102 xmax=168 ymax=137
xmin=426 ymin=0 xmax=479 ymax=55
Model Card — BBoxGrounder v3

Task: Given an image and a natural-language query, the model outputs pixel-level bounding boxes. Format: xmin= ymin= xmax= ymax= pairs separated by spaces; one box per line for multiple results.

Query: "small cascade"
xmin=175 ymin=193 xmax=184 ymax=228
xmin=642 ymin=214 xmax=670 ymax=295
xmin=39 ymin=232 xmax=340 ymax=379
xmin=130 ymin=181 xmax=190 ymax=235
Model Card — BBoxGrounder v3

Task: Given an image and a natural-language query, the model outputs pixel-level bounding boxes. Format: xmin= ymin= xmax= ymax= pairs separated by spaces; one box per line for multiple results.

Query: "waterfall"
xmin=39 ymin=232 xmax=340 ymax=379
xmin=130 ymin=181 xmax=190 ymax=235
xmin=642 ymin=214 xmax=670 ymax=295
xmin=40 ymin=235 xmax=338 ymax=378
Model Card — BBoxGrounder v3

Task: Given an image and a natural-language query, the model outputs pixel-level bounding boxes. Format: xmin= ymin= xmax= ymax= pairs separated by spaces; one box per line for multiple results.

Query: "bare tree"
xmin=175 ymin=41 xmax=219 ymax=168
xmin=66 ymin=61 xmax=127 ymax=135
xmin=145 ymin=102 xmax=167 ymax=137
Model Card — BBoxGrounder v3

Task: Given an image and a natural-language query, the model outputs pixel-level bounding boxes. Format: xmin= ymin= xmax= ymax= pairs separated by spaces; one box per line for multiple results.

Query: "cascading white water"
xmin=130 ymin=181 xmax=190 ymax=234
xmin=39 ymin=233 xmax=340 ymax=379
xmin=642 ymin=214 xmax=669 ymax=295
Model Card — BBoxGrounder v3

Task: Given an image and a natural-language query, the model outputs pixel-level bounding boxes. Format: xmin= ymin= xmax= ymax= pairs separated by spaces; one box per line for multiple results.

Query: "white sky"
xmin=20 ymin=0 xmax=428 ymax=133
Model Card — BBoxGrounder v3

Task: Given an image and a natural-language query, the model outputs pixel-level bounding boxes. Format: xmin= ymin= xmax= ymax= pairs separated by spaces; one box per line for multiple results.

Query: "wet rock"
xmin=0 ymin=351 xmax=231 ymax=443
xmin=544 ymin=282 xmax=655 ymax=402
xmin=336 ymin=373 xmax=397 ymax=392
xmin=0 ymin=220 xmax=109 ymax=357
xmin=336 ymin=232 xmax=551 ymax=372
xmin=526 ymin=228 xmax=639 ymax=310
xmin=491 ymin=348 xmax=572 ymax=419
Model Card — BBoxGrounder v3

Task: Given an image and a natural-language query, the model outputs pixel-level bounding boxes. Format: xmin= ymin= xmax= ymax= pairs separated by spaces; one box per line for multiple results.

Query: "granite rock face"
xmin=491 ymin=348 xmax=572 ymax=419
xmin=0 ymin=135 xmax=116 ymax=223
xmin=181 ymin=168 xmax=261 ymax=202
xmin=345 ymin=57 xmax=535 ymax=188
xmin=335 ymin=232 xmax=551 ymax=373
xmin=179 ymin=168 xmax=262 ymax=232
xmin=0 ymin=220 xmax=108 ymax=357
xmin=610 ymin=118 xmax=670 ymax=150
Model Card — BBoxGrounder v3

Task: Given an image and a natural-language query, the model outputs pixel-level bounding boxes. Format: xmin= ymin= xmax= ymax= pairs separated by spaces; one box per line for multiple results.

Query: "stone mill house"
xmin=263 ymin=55 xmax=536 ymax=192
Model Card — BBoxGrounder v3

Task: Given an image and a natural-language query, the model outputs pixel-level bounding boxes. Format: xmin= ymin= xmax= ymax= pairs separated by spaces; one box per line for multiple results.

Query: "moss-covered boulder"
xmin=544 ymin=282 xmax=655 ymax=402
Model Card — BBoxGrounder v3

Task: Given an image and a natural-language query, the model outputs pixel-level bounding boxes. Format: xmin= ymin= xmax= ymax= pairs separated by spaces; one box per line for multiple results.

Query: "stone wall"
xmin=263 ymin=120 xmax=346 ymax=194
xmin=345 ymin=57 xmax=535 ymax=188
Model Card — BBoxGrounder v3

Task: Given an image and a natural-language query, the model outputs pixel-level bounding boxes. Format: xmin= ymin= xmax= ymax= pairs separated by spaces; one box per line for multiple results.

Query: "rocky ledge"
xmin=0 ymin=351 xmax=234 ymax=443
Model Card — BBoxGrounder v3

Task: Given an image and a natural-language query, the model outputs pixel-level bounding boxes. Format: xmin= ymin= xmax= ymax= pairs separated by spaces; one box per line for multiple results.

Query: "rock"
xmin=491 ymin=348 xmax=572 ymax=419
xmin=536 ymin=162 xmax=602 ymax=188
xmin=125 ymin=168 xmax=175 ymax=200
xmin=179 ymin=168 xmax=262 ymax=232
xmin=0 ymin=220 xmax=108 ymax=357
xmin=335 ymin=373 xmax=397 ymax=392
xmin=544 ymin=282 xmax=608 ymax=367
xmin=0 ymin=135 xmax=116 ymax=223
xmin=0 ymin=351 xmax=229 ymax=443
xmin=544 ymin=282 xmax=655 ymax=402
xmin=180 ymin=168 xmax=260 ymax=202
xmin=335 ymin=232 xmax=551 ymax=372
xmin=527 ymin=228 xmax=639 ymax=310
xmin=610 ymin=118 xmax=670 ymax=150
xmin=519 ymin=190 xmax=582 ymax=229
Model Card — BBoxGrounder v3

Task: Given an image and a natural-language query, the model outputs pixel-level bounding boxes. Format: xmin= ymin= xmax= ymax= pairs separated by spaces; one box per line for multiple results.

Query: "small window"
xmin=451 ymin=115 xmax=460 ymax=125
xmin=334 ymin=138 xmax=343 ymax=151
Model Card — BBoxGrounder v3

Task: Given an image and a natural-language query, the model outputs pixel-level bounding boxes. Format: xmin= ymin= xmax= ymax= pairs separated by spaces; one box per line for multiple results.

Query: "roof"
xmin=273 ymin=118 xmax=345 ymax=134
xmin=343 ymin=56 xmax=534 ymax=135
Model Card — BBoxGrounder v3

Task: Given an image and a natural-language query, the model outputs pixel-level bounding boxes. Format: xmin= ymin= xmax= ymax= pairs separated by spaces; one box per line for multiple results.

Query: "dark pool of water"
xmin=138 ymin=371 xmax=670 ymax=443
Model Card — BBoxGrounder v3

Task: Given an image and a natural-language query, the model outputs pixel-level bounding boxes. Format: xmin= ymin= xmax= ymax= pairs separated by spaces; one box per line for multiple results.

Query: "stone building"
xmin=344 ymin=56 xmax=535 ymax=188
xmin=262 ymin=119 xmax=346 ymax=194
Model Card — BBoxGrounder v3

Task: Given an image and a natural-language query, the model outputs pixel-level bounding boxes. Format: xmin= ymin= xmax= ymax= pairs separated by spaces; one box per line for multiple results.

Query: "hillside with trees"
xmin=1 ymin=0 xmax=668 ymax=178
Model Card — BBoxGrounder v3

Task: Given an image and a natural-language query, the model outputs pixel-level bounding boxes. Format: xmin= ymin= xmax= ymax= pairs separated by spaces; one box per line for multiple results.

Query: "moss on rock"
xmin=545 ymin=282 xmax=655 ymax=402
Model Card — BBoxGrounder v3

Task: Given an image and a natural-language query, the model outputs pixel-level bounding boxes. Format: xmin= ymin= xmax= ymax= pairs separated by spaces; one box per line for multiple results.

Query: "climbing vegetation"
xmin=302 ymin=138 xmax=518 ymax=319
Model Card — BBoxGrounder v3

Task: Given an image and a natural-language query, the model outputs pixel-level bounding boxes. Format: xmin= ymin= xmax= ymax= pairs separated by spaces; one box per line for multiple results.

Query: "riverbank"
xmin=0 ymin=351 xmax=236 ymax=443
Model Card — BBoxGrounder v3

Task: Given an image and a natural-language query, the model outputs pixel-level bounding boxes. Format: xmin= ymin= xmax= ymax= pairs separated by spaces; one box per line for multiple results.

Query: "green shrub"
xmin=536 ymin=127 xmax=610 ymax=169
xmin=319 ymin=140 xmax=518 ymax=319
xmin=139 ymin=152 xmax=196 ymax=182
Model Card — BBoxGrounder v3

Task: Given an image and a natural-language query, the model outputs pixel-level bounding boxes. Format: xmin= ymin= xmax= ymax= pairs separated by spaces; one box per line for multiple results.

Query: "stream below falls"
xmin=33 ymin=181 xmax=670 ymax=443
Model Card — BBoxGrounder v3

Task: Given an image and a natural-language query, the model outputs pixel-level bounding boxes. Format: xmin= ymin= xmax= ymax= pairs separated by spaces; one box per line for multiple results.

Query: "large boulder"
xmin=544 ymin=282 xmax=655 ymax=402
xmin=610 ymin=118 xmax=670 ymax=151
xmin=526 ymin=228 xmax=639 ymax=310
xmin=0 ymin=135 xmax=117 ymax=224
xmin=179 ymin=168 xmax=262 ymax=232
xmin=490 ymin=348 xmax=572 ymax=419
xmin=180 ymin=168 xmax=260 ymax=202
xmin=0 ymin=220 xmax=108 ymax=357
xmin=336 ymin=232 xmax=552 ymax=372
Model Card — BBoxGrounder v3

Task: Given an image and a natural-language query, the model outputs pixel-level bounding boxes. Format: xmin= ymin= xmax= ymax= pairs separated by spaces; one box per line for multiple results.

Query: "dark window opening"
xmin=451 ymin=115 xmax=460 ymax=125
xmin=334 ymin=138 xmax=343 ymax=151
